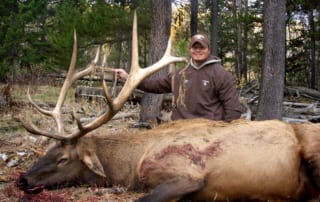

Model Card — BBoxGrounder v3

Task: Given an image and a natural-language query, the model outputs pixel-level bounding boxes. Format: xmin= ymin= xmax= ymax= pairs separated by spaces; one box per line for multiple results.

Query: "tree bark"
xmin=139 ymin=0 xmax=172 ymax=124
xmin=317 ymin=4 xmax=320 ymax=90
xmin=235 ymin=0 xmax=243 ymax=80
xmin=211 ymin=0 xmax=219 ymax=56
xmin=308 ymin=9 xmax=316 ymax=89
xmin=242 ymin=0 xmax=248 ymax=83
xmin=190 ymin=0 xmax=198 ymax=36
xmin=256 ymin=0 xmax=286 ymax=120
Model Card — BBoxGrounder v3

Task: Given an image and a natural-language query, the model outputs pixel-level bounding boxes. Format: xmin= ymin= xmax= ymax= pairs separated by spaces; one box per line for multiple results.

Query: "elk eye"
xmin=57 ymin=157 xmax=68 ymax=165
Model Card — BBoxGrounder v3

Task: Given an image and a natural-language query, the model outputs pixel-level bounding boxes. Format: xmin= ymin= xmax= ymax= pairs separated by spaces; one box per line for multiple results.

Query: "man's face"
xmin=190 ymin=43 xmax=210 ymax=64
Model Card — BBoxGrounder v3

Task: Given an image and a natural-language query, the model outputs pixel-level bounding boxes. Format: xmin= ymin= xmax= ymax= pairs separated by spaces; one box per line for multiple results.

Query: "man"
xmin=115 ymin=33 xmax=242 ymax=122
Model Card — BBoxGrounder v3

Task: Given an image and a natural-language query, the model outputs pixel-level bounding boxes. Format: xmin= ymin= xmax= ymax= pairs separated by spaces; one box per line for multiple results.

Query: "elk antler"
xmin=19 ymin=11 xmax=186 ymax=141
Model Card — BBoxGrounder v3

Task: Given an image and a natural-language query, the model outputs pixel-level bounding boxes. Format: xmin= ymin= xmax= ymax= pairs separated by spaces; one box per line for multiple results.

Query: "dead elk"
xmin=16 ymin=12 xmax=320 ymax=202
xmin=16 ymin=119 xmax=320 ymax=202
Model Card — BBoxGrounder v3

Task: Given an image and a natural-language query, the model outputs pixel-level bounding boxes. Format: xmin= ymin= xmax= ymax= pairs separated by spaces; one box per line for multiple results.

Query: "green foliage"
xmin=175 ymin=39 xmax=189 ymax=58
xmin=0 ymin=61 xmax=10 ymax=81
xmin=286 ymin=0 xmax=320 ymax=88
xmin=45 ymin=0 xmax=152 ymax=71
xmin=0 ymin=1 xmax=21 ymax=81
xmin=0 ymin=0 xmax=49 ymax=81
xmin=46 ymin=0 xmax=87 ymax=71
xmin=0 ymin=0 xmax=318 ymax=89
xmin=0 ymin=0 xmax=153 ymax=82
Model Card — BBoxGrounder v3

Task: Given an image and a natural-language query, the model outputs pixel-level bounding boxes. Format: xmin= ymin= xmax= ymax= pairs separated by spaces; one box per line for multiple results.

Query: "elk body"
xmin=16 ymin=12 xmax=320 ymax=202
xmin=17 ymin=119 xmax=320 ymax=201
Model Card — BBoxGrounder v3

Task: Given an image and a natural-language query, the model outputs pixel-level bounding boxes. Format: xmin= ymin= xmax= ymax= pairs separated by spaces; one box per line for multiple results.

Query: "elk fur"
xmin=18 ymin=119 xmax=320 ymax=201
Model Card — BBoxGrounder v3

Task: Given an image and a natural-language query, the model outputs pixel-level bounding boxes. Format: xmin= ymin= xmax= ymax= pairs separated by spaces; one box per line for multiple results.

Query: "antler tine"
xmin=129 ymin=10 xmax=140 ymax=73
xmin=19 ymin=31 xmax=79 ymax=138
xmin=21 ymin=10 xmax=186 ymax=141
xmin=114 ymin=11 xmax=187 ymax=109
xmin=17 ymin=88 xmax=66 ymax=140
xmin=20 ymin=30 xmax=101 ymax=140
xmin=17 ymin=117 xmax=68 ymax=140
xmin=66 ymin=11 xmax=186 ymax=140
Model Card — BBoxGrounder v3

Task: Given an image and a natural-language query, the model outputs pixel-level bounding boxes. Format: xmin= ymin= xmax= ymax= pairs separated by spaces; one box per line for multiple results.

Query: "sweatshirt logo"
xmin=202 ymin=80 xmax=210 ymax=86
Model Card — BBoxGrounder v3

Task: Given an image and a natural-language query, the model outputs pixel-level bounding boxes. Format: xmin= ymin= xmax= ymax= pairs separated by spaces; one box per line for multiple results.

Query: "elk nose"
xmin=16 ymin=176 xmax=28 ymax=189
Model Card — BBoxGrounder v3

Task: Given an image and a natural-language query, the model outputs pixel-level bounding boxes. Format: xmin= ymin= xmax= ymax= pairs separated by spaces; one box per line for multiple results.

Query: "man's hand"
xmin=115 ymin=69 xmax=129 ymax=81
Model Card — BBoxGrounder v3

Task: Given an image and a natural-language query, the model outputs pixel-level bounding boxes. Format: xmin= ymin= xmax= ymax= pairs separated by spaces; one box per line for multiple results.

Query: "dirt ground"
xmin=0 ymin=84 xmax=150 ymax=202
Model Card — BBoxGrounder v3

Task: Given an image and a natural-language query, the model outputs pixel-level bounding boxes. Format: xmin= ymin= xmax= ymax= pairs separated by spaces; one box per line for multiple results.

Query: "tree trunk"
xmin=139 ymin=0 xmax=171 ymax=125
xmin=317 ymin=5 xmax=320 ymax=90
xmin=236 ymin=0 xmax=243 ymax=80
xmin=211 ymin=0 xmax=219 ymax=56
xmin=242 ymin=0 xmax=248 ymax=83
xmin=115 ymin=40 xmax=122 ymax=69
xmin=308 ymin=9 xmax=316 ymax=89
xmin=232 ymin=0 xmax=240 ymax=77
xmin=190 ymin=0 xmax=198 ymax=36
xmin=256 ymin=0 xmax=286 ymax=120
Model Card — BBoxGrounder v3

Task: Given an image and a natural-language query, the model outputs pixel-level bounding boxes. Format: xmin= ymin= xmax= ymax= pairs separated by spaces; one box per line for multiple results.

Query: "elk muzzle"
xmin=16 ymin=172 xmax=45 ymax=194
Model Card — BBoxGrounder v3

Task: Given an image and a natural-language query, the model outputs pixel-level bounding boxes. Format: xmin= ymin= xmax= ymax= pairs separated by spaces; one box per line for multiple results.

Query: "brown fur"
xmin=18 ymin=119 xmax=320 ymax=201
xmin=293 ymin=123 xmax=320 ymax=190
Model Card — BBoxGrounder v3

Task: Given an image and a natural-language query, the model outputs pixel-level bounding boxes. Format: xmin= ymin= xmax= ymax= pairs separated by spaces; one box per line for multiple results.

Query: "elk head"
xmin=16 ymin=11 xmax=186 ymax=194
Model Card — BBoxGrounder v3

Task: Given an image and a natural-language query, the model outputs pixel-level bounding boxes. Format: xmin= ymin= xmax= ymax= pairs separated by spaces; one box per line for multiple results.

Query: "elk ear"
xmin=81 ymin=154 xmax=106 ymax=178
xmin=77 ymin=141 xmax=106 ymax=177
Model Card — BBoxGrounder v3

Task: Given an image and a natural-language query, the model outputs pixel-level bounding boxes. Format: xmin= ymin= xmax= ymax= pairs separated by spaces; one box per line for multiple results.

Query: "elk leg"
xmin=135 ymin=177 xmax=205 ymax=202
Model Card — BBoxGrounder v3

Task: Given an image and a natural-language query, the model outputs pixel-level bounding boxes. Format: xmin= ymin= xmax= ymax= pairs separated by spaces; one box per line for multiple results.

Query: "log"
xmin=80 ymin=111 xmax=139 ymax=123
xmin=285 ymin=86 xmax=320 ymax=100
xmin=47 ymin=67 xmax=117 ymax=83
xmin=74 ymin=85 xmax=172 ymax=103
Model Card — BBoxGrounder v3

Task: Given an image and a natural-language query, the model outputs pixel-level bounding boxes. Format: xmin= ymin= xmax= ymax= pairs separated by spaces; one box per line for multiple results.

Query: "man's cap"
xmin=190 ymin=34 xmax=210 ymax=48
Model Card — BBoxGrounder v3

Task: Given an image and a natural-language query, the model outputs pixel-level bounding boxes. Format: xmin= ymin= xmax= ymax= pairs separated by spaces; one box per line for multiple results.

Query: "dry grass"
xmin=10 ymin=84 xmax=75 ymax=104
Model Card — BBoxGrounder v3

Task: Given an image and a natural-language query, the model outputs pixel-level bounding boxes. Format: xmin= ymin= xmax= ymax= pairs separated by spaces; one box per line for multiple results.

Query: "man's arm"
xmin=217 ymin=72 xmax=243 ymax=122
xmin=115 ymin=68 xmax=173 ymax=94
xmin=137 ymin=74 xmax=172 ymax=94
